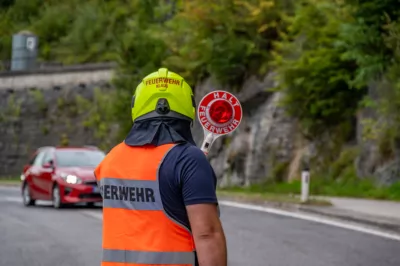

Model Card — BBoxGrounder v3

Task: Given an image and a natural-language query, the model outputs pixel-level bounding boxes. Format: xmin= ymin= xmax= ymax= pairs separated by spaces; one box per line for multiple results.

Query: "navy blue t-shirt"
xmin=159 ymin=142 xmax=219 ymax=230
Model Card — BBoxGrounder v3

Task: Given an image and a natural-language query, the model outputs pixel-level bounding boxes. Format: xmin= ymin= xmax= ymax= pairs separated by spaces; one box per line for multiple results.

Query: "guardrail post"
xmin=301 ymin=162 xmax=310 ymax=203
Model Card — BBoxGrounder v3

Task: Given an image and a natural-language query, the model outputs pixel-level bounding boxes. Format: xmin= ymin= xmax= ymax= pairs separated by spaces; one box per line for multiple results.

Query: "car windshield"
xmin=55 ymin=149 xmax=105 ymax=167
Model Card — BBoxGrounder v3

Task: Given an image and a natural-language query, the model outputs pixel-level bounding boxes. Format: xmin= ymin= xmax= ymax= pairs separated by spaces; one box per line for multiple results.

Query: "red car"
xmin=20 ymin=146 xmax=105 ymax=208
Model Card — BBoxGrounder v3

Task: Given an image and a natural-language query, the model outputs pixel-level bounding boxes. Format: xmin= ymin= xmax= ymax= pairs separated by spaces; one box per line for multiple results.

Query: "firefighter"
xmin=95 ymin=68 xmax=227 ymax=266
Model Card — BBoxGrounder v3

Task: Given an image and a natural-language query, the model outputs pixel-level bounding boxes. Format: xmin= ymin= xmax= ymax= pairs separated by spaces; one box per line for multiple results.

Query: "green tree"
xmin=274 ymin=0 xmax=366 ymax=139
xmin=339 ymin=0 xmax=400 ymax=85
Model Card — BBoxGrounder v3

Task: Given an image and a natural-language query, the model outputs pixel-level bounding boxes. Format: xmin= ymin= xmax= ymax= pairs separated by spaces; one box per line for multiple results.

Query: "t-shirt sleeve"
xmin=176 ymin=145 xmax=218 ymax=206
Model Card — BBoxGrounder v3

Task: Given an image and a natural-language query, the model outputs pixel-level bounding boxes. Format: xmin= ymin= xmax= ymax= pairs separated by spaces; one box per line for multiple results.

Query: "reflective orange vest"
xmin=95 ymin=143 xmax=196 ymax=266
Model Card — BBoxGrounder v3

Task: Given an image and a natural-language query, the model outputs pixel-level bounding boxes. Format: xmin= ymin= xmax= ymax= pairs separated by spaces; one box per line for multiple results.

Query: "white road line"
xmin=3 ymin=188 xmax=397 ymax=242
xmin=0 ymin=197 xmax=52 ymax=206
xmin=219 ymin=201 xmax=400 ymax=242
xmin=83 ymin=200 xmax=400 ymax=241
xmin=2 ymin=197 xmax=22 ymax=203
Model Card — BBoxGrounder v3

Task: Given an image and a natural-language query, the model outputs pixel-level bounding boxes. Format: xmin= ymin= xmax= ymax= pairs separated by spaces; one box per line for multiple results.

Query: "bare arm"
xmin=186 ymin=203 xmax=227 ymax=266
xmin=177 ymin=145 xmax=227 ymax=265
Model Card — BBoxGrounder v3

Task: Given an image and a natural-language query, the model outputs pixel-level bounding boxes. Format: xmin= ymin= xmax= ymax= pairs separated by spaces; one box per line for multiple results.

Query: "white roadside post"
xmin=301 ymin=165 xmax=310 ymax=203
xmin=197 ymin=90 xmax=243 ymax=155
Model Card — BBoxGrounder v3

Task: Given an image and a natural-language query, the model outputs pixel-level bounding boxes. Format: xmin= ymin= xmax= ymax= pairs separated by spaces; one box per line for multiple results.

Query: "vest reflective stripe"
xmin=95 ymin=143 xmax=196 ymax=266
xmin=103 ymin=249 xmax=195 ymax=264
xmin=99 ymin=178 xmax=163 ymax=210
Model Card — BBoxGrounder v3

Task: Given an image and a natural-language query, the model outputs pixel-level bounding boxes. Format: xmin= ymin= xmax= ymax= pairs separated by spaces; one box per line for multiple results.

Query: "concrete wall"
xmin=0 ymin=62 xmax=115 ymax=90
xmin=0 ymin=63 xmax=116 ymax=177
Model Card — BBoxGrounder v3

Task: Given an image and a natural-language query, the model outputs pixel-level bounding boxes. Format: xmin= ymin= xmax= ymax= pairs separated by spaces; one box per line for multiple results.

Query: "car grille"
xmin=79 ymin=193 xmax=102 ymax=199
xmin=64 ymin=187 xmax=72 ymax=195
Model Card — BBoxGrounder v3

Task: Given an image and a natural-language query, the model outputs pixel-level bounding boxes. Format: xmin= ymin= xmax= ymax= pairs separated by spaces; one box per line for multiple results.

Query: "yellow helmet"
xmin=131 ymin=68 xmax=196 ymax=122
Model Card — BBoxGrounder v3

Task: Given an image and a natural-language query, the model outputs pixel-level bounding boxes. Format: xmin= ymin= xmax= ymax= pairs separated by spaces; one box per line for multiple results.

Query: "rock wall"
xmin=355 ymin=80 xmax=400 ymax=185
xmin=192 ymin=75 xmax=400 ymax=186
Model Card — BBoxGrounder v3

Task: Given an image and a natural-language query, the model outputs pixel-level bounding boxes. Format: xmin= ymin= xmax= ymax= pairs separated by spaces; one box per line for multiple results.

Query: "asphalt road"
xmin=1 ymin=186 xmax=400 ymax=266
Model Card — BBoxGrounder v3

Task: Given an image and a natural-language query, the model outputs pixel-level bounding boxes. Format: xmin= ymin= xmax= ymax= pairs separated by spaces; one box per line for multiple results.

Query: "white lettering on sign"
xmin=213 ymin=92 xmax=240 ymax=107
xmin=198 ymin=93 xmax=241 ymax=134
xmin=199 ymin=106 xmax=206 ymax=117
xmin=200 ymin=119 xmax=241 ymax=134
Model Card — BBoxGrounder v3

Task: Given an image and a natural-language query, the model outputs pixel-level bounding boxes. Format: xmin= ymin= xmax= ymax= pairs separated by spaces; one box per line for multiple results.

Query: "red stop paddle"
xmin=197 ymin=90 xmax=243 ymax=155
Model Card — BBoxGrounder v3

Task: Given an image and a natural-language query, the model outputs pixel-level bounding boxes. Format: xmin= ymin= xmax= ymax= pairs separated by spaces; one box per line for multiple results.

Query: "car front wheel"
xmin=52 ymin=184 xmax=64 ymax=209
xmin=22 ymin=182 xmax=35 ymax=207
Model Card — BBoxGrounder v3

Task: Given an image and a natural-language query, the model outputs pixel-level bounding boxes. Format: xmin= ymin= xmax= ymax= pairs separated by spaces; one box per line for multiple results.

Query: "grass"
xmin=0 ymin=176 xmax=21 ymax=185
xmin=217 ymin=190 xmax=332 ymax=206
xmin=219 ymin=177 xmax=400 ymax=202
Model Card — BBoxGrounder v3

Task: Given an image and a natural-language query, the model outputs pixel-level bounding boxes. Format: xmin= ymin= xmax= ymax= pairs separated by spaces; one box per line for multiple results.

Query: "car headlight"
xmin=60 ymin=173 xmax=82 ymax=184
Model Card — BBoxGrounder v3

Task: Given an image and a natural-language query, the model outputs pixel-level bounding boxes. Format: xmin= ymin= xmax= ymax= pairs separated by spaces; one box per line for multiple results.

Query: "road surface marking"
xmin=0 ymin=196 xmax=52 ymax=207
xmin=1 ymin=197 xmax=22 ymax=203
xmin=82 ymin=200 xmax=400 ymax=242
xmin=219 ymin=201 xmax=400 ymax=242
xmin=2 ymin=183 xmax=397 ymax=242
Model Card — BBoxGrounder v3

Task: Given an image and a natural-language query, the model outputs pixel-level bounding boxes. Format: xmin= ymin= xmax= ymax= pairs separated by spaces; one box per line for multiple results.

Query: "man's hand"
xmin=186 ymin=203 xmax=227 ymax=266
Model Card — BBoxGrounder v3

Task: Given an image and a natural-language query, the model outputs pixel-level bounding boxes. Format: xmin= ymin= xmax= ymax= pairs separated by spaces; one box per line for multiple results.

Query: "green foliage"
xmin=224 ymin=177 xmax=400 ymax=201
xmin=0 ymin=0 xmax=291 ymax=79
xmin=41 ymin=125 xmax=49 ymax=135
xmin=339 ymin=0 xmax=400 ymax=85
xmin=162 ymin=0 xmax=291 ymax=86
xmin=1 ymin=0 xmax=291 ymax=143
xmin=328 ymin=147 xmax=359 ymax=180
xmin=29 ymin=89 xmax=47 ymax=116
xmin=0 ymin=94 xmax=22 ymax=121
xmin=271 ymin=0 xmax=400 ymax=164
xmin=2 ymin=0 xmax=400 ymax=191
xmin=60 ymin=133 xmax=69 ymax=146
xmin=0 ymin=0 xmax=14 ymax=9
xmin=274 ymin=0 xmax=366 ymax=138
xmin=224 ymin=145 xmax=400 ymax=200
xmin=270 ymin=161 xmax=290 ymax=183
xmin=354 ymin=17 xmax=400 ymax=159
xmin=76 ymin=88 xmax=117 ymax=150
